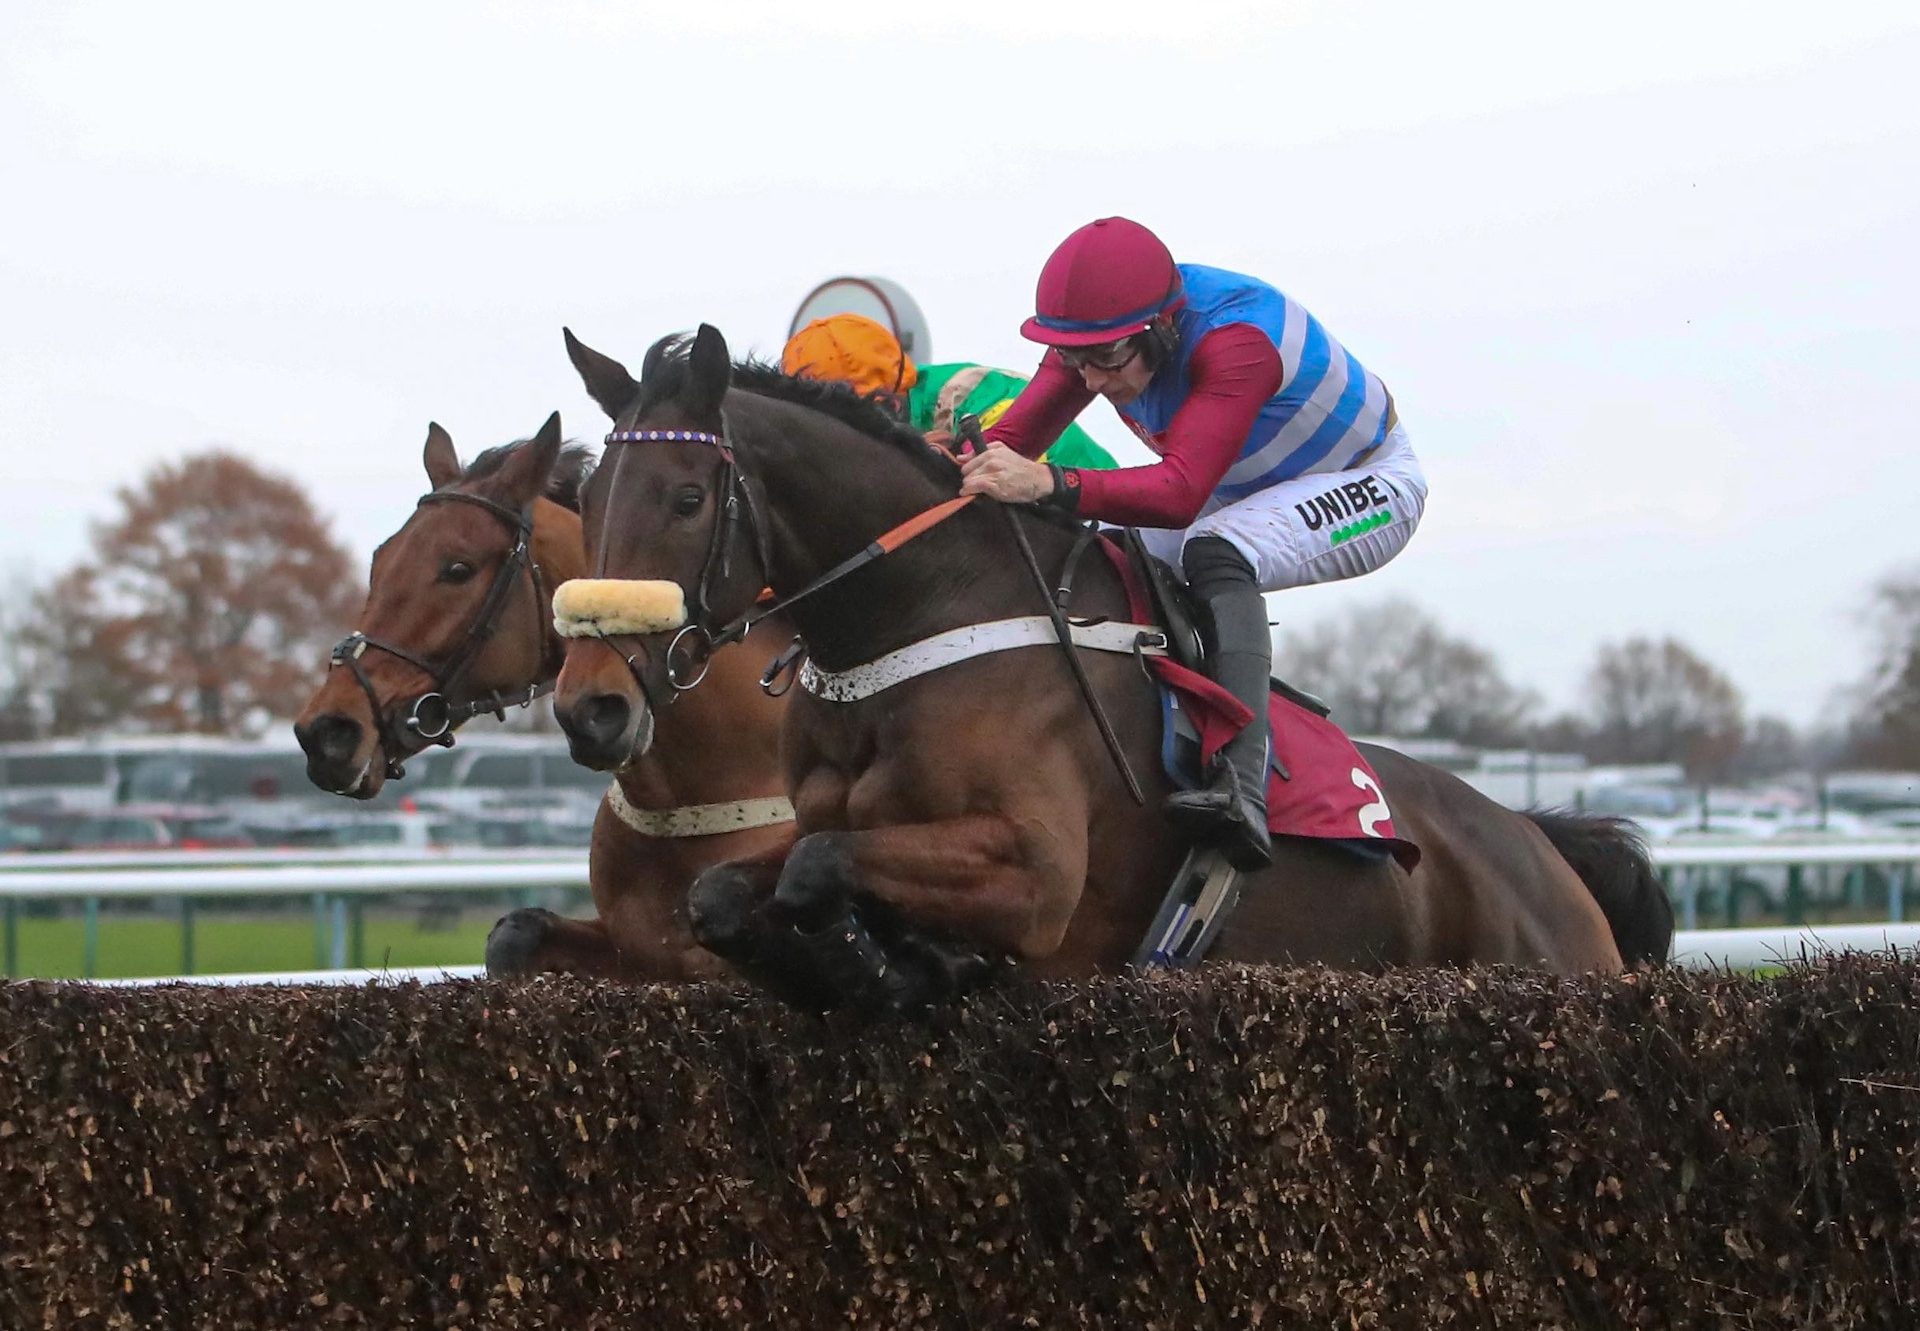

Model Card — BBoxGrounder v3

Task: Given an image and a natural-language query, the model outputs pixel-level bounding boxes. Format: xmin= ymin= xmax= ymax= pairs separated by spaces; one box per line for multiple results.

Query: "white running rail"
xmin=4 ymin=837 xmax=1920 ymax=982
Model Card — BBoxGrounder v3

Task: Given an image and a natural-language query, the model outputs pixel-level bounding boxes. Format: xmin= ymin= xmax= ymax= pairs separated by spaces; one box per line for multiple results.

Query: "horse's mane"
xmin=461 ymin=439 xmax=597 ymax=512
xmin=635 ymin=334 xmax=961 ymax=488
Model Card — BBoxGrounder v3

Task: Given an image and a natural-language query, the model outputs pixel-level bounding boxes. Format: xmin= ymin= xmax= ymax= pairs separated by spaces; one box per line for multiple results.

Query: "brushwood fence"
xmin=3 ymin=958 xmax=1916 ymax=1328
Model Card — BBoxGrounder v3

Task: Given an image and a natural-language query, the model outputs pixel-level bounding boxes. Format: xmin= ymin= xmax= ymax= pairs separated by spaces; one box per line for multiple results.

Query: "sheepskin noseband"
xmin=551 ymin=578 xmax=688 ymax=638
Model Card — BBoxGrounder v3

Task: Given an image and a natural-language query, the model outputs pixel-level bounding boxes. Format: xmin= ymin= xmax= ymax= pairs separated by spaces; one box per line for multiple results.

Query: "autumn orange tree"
xmin=14 ymin=451 xmax=363 ymax=735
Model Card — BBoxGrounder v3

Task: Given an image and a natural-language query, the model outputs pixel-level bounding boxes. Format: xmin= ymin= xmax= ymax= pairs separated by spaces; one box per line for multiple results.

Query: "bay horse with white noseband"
xmin=292 ymin=414 xmax=795 ymax=982
xmin=555 ymin=326 xmax=1671 ymax=1015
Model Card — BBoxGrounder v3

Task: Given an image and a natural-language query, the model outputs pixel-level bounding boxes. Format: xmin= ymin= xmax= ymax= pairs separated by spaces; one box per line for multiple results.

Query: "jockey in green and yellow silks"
xmin=780 ymin=314 xmax=1116 ymax=472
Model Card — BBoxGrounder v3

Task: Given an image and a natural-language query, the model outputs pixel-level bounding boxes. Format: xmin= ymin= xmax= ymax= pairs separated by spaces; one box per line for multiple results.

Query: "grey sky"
xmin=3 ymin=0 xmax=1915 ymax=728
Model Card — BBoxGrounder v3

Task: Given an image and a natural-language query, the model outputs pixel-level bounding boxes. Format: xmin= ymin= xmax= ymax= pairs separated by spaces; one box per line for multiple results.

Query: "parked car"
xmin=1638 ymin=814 xmax=1780 ymax=842
xmin=125 ymin=803 xmax=258 ymax=848
xmin=41 ymin=812 xmax=175 ymax=852
xmin=159 ymin=811 xmax=257 ymax=850
xmin=466 ymin=813 xmax=595 ymax=849
xmin=0 ymin=818 xmax=50 ymax=853
xmin=245 ymin=812 xmax=485 ymax=852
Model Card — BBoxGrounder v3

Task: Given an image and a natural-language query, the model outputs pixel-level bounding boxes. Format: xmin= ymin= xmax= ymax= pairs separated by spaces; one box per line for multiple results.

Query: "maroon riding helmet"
xmin=1020 ymin=217 xmax=1186 ymax=348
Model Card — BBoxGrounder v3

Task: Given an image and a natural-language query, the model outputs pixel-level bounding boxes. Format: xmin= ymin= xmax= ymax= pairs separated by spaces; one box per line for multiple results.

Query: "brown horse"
xmin=291 ymin=415 xmax=794 ymax=981
xmin=555 ymin=327 xmax=1672 ymax=1014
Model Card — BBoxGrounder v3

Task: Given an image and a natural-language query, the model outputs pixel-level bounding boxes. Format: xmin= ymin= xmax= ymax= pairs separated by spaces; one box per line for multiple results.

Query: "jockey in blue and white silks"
xmin=1123 ymin=263 xmax=1397 ymax=503
xmin=960 ymin=217 xmax=1430 ymax=869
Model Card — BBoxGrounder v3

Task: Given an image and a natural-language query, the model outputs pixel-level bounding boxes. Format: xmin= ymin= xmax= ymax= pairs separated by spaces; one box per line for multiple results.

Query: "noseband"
xmin=329 ymin=490 xmax=552 ymax=778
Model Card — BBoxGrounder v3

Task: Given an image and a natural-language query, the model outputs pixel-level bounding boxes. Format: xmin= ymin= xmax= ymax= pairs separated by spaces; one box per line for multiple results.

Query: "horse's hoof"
xmin=770 ymin=833 xmax=855 ymax=933
xmin=687 ymin=868 xmax=762 ymax=960
xmin=485 ymin=907 xmax=558 ymax=977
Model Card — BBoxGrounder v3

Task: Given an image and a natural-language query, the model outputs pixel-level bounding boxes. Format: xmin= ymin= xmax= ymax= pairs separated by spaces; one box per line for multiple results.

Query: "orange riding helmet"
xmin=781 ymin=314 xmax=918 ymax=397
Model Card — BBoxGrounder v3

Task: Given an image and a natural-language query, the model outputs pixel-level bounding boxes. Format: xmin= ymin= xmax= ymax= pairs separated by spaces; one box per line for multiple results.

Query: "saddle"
xmin=1114 ymin=528 xmax=1333 ymax=719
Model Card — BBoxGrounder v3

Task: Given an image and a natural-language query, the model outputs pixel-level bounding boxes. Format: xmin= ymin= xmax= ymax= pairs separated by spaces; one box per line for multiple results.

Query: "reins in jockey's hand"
xmin=956 ymin=413 xmax=1146 ymax=807
xmin=327 ymin=489 xmax=552 ymax=778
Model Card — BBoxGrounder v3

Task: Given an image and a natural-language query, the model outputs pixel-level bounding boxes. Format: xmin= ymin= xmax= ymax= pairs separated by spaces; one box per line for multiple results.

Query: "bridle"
xmin=590 ymin=425 xmax=972 ymax=697
xmin=328 ymin=489 xmax=554 ymax=778
xmin=595 ymin=428 xmax=775 ymax=697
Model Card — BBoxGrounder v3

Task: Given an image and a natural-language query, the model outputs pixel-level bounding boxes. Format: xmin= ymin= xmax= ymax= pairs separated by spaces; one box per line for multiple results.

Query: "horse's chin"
xmin=563 ymin=700 xmax=656 ymax=772
xmin=308 ymin=753 xmax=384 ymax=801
xmin=344 ymin=760 xmax=385 ymax=800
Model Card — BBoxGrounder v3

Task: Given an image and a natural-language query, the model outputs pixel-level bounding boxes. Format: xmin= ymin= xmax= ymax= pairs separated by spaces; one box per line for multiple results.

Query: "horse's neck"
xmin=615 ymin=610 xmax=795 ymax=809
xmin=790 ymin=500 xmax=1123 ymax=670
xmin=532 ymin=499 xmax=587 ymax=586
xmin=741 ymin=405 xmax=1128 ymax=668
xmin=747 ymin=440 xmax=996 ymax=667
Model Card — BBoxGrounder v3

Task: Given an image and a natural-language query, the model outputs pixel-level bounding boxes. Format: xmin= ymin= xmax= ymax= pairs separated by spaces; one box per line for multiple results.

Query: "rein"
xmin=958 ymin=412 xmax=1145 ymax=805
xmin=329 ymin=489 xmax=552 ymax=778
xmin=710 ymin=493 xmax=977 ymax=650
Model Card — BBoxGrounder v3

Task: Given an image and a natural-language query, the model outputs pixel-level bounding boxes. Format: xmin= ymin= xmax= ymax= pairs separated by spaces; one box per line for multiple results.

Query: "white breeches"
xmin=1137 ymin=423 xmax=1428 ymax=592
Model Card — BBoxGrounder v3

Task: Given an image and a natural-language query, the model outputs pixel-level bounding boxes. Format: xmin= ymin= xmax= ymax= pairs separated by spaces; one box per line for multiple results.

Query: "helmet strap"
xmin=1141 ymin=315 xmax=1180 ymax=371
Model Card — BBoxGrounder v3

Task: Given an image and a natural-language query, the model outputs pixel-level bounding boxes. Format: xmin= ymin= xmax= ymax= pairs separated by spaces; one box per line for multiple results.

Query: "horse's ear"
xmin=487 ymin=413 xmax=564 ymax=508
xmin=423 ymin=422 xmax=461 ymax=489
xmin=685 ymin=324 xmax=731 ymax=420
xmin=564 ymin=328 xmax=640 ymax=420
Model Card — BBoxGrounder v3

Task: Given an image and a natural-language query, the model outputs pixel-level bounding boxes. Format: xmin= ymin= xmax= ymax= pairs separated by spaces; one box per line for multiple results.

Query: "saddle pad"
xmin=1157 ymin=665 xmax=1419 ymax=869
xmin=1099 ymin=535 xmax=1420 ymax=869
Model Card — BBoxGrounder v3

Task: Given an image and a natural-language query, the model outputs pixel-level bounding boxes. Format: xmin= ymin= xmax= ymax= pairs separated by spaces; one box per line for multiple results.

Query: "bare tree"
xmin=0 ymin=567 xmax=49 ymax=740
xmin=1730 ymin=714 xmax=1803 ymax=780
xmin=1844 ymin=565 xmax=1920 ymax=768
xmin=1275 ymin=596 xmax=1539 ymax=745
xmin=1583 ymin=637 xmax=1745 ymax=778
xmin=13 ymin=451 xmax=362 ymax=736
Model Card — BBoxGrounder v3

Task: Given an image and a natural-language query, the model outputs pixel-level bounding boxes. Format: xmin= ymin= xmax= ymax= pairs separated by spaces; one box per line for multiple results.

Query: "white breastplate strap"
xmin=799 ymin=616 xmax=1170 ymax=704
xmin=605 ymin=780 xmax=795 ymax=838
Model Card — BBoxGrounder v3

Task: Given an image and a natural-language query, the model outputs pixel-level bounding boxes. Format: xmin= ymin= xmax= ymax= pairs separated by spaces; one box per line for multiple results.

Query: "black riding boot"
xmin=1163 ymin=537 xmax=1274 ymax=870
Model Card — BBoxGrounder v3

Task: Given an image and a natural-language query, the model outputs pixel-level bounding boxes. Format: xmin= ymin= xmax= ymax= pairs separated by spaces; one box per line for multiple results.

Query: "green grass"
xmin=3 ymin=907 xmax=505 ymax=979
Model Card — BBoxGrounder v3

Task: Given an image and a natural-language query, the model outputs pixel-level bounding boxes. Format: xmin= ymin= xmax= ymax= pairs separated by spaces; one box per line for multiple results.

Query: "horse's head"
xmin=293 ymin=415 xmax=588 ymax=798
xmin=553 ymin=325 xmax=771 ymax=771
xmin=554 ymin=321 xmax=967 ymax=769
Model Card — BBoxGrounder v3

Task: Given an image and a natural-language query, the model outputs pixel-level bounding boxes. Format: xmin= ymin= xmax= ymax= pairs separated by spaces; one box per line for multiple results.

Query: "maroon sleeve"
xmin=1066 ymin=324 xmax=1282 ymax=528
xmin=979 ymin=352 xmax=1096 ymax=458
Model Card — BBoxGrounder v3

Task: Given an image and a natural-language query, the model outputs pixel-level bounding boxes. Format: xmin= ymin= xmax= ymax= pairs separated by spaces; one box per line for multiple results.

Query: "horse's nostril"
xmin=298 ymin=713 xmax=363 ymax=767
xmin=575 ymin=694 xmax=632 ymax=749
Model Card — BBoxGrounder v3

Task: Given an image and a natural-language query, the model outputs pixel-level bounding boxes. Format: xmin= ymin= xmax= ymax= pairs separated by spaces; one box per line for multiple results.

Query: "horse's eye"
xmin=440 ymin=560 xmax=476 ymax=584
xmin=672 ymin=488 xmax=705 ymax=518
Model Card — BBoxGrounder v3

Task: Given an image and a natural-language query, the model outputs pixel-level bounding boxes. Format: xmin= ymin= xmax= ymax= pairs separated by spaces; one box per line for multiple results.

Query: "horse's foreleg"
xmin=773 ymin=816 xmax=1081 ymax=964
xmin=484 ymin=909 xmax=662 ymax=981
xmin=689 ymin=840 xmax=970 ymax=1013
xmin=686 ymin=844 xmax=789 ymax=962
xmin=744 ymin=832 xmax=994 ymax=1014
xmin=687 ymin=844 xmax=870 ymax=1011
